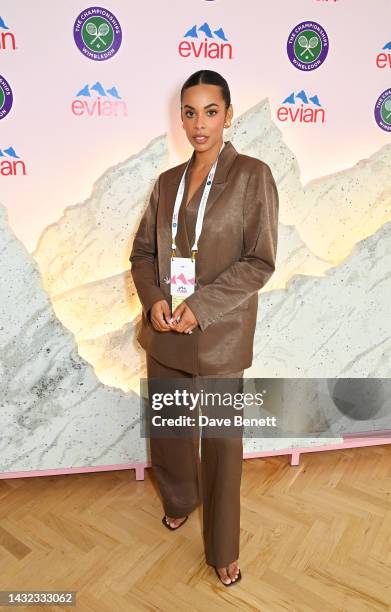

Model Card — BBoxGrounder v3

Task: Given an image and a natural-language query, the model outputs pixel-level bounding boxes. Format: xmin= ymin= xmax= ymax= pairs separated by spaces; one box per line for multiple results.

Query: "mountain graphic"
xmin=198 ymin=22 xmax=213 ymax=38
xmin=282 ymin=90 xmax=322 ymax=107
xmin=0 ymin=147 xmax=19 ymax=158
xmin=76 ymin=82 xmax=122 ymax=99
xmin=0 ymin=16 xmax=9 ymax=29
xmin=309 ymin=95 xmax=321 ymax=107
xmin=382 ymin=41 xmax=391 ymax=50
xmin=213 ymin=28 xmax=228 ymax=41
xmin=176 ymin=273 xmax=188 ymax=285
xmin=106 ymin=87 xmax=121 ymax=99
xmin=296 ymin=90 xmax=309 ymax=104
xmin=184 ymin=22 xmax=228 ymax=41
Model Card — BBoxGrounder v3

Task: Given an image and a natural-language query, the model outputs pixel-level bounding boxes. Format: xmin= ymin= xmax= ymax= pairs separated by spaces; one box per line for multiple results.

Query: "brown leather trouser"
xmin=145 ymin=352 xmax=244 ymax=568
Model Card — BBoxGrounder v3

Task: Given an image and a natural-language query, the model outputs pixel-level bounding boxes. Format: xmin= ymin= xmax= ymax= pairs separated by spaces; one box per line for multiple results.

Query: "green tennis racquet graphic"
xmin=384 ymin=99 xmax=391 ymax=121
xmin=85 ymin=22 xmax=110 ymax=46
xmin=298 ymin=35 xmax=318 ymax=57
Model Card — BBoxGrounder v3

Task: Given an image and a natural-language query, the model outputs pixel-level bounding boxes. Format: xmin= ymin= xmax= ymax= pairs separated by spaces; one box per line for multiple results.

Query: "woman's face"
xmin=181 ymin=83 xmax=233 ymax=153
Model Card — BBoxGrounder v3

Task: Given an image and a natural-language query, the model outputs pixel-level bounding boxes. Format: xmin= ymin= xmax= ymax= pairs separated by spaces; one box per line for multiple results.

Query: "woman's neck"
xmin=192 ymin=139 xmax=224 ymax=171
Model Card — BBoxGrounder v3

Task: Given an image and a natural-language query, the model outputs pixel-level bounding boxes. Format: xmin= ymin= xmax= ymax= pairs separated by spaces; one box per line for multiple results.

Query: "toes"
xmin=165 ymin=516 xmax=185 ymax=528
xmin=165 ymin=516 xmax=174 ymax=527
xmin=217 ymin=568 xmax=232 ymax=584
xmin=228 ymin=563 xmax=240 ymax=581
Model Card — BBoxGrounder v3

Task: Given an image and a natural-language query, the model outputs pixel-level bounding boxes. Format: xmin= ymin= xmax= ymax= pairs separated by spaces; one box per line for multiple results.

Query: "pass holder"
xmin=170 ymin=249 xmax=197 ymax=312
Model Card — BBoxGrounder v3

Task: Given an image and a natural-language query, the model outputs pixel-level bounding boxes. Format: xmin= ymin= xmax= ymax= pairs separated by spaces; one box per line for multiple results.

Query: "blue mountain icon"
xmin=76 ymin=83 xmax=121 ymax=98
xmin=77 ymin=84 xmax=91 ymax=97
xmin=282 ymin=90 xmax=321 ymax=106
xmin=382 ymin=41 xmax=391 ymax=50
xmin=184 ymin=22 xmax=228 ymax=40
xmin=309 ymin=95 xmax=321 ymax=107
xmin=198 ymin=22 xmax=213 ymax=38
xmin=282 ymin=93 xmax=295 ymax=104
xmin=91 ymin=82 xmax=106 ymax=96
xmin=106 ymin=87 xmax=121 ymax=99
xmin=184 ymin=25 xmax=198 ymax=38
xmin=0 ymin=147 xmax=19 ymax=158
xmin=296 ymin=90 xmax=309 ymax=104
xmin=213 ymin=28 xmax=228 ymax=41
xmin=0 ymin=16 xmax=9 ymax=29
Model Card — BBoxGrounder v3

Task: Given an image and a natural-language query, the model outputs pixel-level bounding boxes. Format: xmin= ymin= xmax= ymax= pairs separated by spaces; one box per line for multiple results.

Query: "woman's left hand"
xmin=169 ymin=302 xmax=198 ymax=334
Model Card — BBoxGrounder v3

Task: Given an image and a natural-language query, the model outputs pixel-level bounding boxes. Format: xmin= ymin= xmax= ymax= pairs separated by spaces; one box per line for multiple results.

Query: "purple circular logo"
xmin=0 ymin=75 xmax=13 ymax=120
xmin=374 ymin=88 xmax=391 ymax=132
xmin=287 ymin=21 xmax=329 ymax=71
xmin=73 ymin=7 xmax=122 ymax=61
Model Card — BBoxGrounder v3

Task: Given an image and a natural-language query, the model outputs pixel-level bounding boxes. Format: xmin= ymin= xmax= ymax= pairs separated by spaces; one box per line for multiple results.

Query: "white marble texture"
xmin=0 ymin=203 xmax=146 ymax=472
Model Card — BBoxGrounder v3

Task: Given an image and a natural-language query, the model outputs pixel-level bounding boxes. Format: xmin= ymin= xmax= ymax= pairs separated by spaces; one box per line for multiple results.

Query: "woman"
xmin=130 ymin=69 xmax=279 ymax=586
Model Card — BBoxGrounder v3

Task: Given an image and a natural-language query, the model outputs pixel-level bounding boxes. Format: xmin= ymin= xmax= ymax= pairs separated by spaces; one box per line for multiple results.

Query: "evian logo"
xmin=0 ymin=16 xmax=16 ymax=51
xmin=0 ymin=147 xmax=26 ymax=176
xmin=71 ymin=81 xmax=128 ymax=117
xmin=376 ymin=39 xmax=391 ymax=69
xmin=178 ymin=22 xmax=232 ymax=60
xmin=277 ymin=90 xmax=325 ymax=124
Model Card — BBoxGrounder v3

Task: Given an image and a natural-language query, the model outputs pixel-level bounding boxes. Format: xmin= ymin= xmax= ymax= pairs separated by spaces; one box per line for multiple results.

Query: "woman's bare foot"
xmin=164 ymin=516 xmax=187 ymax=528
xmin=216 ymin=560 xmax=240 ymax=585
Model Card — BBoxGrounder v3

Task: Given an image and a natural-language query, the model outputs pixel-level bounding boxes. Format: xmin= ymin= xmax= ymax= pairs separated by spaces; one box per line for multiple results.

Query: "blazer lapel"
xmin=164 ymin=140 xmax=239 ymax=257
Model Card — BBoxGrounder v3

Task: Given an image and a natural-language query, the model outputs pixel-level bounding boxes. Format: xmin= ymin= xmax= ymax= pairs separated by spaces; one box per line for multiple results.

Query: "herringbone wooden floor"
xmin=1 ymin=445 xmax=391 ymax=611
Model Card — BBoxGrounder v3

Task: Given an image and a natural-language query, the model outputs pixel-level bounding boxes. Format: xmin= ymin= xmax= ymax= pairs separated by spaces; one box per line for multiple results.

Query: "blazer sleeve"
xmin=184 ymin=162 xmax=279 ymax=332
xmin=129 ymin=175 xmax=166 ymax=318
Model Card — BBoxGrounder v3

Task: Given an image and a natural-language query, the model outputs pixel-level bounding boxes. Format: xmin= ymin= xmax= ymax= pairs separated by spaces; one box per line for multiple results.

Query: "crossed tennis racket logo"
xmin=382 ymin=97 xmax=391 ymax=122
xmin=85 ymin=20 xmax=110 ymax=47
xmin=297 ymin=34 xmax=319 ymax=57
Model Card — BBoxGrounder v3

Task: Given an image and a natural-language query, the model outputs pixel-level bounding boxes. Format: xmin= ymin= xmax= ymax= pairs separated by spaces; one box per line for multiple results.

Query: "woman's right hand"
xmin=150 ymin=299 xmax=172 ymax=332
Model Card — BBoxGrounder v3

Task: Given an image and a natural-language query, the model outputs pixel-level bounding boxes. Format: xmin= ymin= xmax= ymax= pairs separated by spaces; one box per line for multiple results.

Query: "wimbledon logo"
xmin=73 ymin=6 xmax=122 ymax=61
xmin=287 ymin=21 xmax=329 ymax=71
xmin=0 ymin=74 xmax=13 ymax=120
xmin=374 ymin=89 xmax=391 ymax=132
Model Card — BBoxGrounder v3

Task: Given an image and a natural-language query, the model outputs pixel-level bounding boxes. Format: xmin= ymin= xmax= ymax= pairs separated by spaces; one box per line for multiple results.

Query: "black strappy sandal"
xmin=214 ymin=566 xmax=242 ymax=586
xmin=161 ymin=515 xmax=189 ymax=530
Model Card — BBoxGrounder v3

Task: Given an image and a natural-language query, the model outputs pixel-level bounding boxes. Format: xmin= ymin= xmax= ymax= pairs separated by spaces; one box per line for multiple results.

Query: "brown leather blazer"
xmin=129 ymin=140 xmax=279 ymax=375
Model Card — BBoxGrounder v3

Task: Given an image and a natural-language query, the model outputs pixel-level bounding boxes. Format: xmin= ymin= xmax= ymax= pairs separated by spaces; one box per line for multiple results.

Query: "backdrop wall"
xmin=1 ymin=0 xmax=390 ymax=475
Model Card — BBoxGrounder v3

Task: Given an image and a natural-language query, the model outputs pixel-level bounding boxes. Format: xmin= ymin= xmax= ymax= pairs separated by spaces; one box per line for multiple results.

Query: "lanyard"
xmin=171 ymin=141 xmax=225 ymax=260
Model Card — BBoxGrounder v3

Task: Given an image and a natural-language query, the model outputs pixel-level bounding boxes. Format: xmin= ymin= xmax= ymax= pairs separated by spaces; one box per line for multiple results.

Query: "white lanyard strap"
xmin=171 ymin=141 xmax=225 ymax=259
